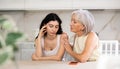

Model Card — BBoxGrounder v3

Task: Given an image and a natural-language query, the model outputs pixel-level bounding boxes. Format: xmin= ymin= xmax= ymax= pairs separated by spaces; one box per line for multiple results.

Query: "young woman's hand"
xmin=38 ymin=25 xmax=47 ymax=38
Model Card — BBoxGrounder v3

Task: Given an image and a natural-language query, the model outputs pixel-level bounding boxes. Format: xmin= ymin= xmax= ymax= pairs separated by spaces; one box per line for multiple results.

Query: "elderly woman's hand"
xmin=64 ymin=38 xmax=73 ymax=53
xmin=61 ymin=32 xmax=68 ymax=45
xmin=61 ymin=32 xmax=68 ymax=39
xmin=61 ymin=33 xmax=73 ymax=53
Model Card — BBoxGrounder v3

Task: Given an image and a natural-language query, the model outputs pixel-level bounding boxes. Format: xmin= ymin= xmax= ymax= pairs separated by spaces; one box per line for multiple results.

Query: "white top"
xmin=41 ymin=35 xmax=60 ymax=56
xmin=73 ymin=34 xmax=99 ymax=61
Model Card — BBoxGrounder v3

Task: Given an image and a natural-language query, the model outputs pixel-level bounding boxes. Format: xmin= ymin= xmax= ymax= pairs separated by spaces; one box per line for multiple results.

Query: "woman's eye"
xmin=71 ymin=20 xmax=77 ymax=24
xmin=73 ymin=21 xmax=77 ymax=23
xmin=55 ymin=26 xmax=59 ymax=28
xmin=49 ymin=25 xmax=53 ymax=28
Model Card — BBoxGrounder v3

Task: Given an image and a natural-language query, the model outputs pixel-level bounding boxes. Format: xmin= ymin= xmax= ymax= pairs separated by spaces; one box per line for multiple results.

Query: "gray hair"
xmin=72 ymin=9 xmax=95 ymax=35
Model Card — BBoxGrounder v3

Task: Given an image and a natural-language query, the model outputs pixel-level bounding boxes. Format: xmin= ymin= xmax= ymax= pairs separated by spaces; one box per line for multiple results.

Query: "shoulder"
xmin=60 ymin=33 xmax=68 ymax=39
xmin=88 ymin=31 xmax=98 ymax=37
xmin=87 ymin=31 xmax=99 ymax=40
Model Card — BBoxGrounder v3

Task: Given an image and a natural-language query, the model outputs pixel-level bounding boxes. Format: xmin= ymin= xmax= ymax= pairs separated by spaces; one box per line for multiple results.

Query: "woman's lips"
xmin=51 ymin=32 xmax=56 ymax=34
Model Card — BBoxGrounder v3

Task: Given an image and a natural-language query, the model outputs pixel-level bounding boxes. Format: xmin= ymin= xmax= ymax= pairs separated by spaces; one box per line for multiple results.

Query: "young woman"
xmin=32 ymin=13 xmax=65 ymax=61
xmin=63 ymin=9 xmax=99 ymax=62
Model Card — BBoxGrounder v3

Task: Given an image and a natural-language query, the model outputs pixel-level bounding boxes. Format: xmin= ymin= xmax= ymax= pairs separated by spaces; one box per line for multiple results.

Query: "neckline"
xmin=42 ymin=35 xmax=59 ymax=52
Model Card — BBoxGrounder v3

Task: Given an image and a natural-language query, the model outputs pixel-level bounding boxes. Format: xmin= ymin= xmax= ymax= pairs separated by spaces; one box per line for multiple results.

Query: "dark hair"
xmin=35 ymin=13 xmax=63 ymax=39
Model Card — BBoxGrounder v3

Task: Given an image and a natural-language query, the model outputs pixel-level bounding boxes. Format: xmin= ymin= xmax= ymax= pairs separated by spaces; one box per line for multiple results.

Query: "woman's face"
xmin=70 ymin=14 xmax=84 ymax=33
xmin=46 ymin=20 xmax=59 ymax=36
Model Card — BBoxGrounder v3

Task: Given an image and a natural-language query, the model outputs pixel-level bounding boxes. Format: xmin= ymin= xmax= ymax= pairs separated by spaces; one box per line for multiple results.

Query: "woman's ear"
xmin=81 ymin=25 xmax=85 ymax=31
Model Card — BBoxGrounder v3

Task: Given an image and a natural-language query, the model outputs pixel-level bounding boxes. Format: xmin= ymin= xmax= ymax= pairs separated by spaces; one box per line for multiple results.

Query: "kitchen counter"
xmin=1 ymin=61 xmax=97 ymax=69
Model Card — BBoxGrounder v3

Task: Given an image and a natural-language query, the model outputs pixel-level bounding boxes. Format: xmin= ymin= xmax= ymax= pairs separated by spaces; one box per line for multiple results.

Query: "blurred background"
xmin=0 ymin=0 xmax=120 ymax=62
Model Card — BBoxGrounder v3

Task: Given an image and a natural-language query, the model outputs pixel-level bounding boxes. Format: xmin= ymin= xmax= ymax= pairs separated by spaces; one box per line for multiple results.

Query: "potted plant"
xmin=0 ymin=14 xmax=24 ymax=67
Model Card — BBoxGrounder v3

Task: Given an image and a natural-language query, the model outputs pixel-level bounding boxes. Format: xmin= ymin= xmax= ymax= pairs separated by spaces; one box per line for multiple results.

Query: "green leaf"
xmin=11 ymin=44 xmax=18 ymax=52
xmin=2 ymin=20 xmax=13 ymax=30
xmin=0 ymin=42 xmax=2 ymax=48
xmin=0 ymin=46 xmax=13 ymax=65
xmin=5 ymin=32 xmax=23 ymax=46
xmin=0 ymin=52 xmax=9 ymax=65
xmin=0 ymin=18 xmax=6 ymax=25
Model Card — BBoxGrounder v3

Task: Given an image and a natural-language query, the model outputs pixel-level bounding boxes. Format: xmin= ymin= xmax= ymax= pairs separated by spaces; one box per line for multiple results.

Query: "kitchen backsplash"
xmin=0 ymin=10 xmax=120 ymax=42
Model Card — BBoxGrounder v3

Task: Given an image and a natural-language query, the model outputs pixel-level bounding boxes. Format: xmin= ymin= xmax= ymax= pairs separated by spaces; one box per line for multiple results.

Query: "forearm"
xmin=38 ymin=55 xmax=62 ymax=61
xmin=35 ymin=37 xmax=42 ymax=57
xmin=65 ymin=45 xmax=88 ymax=62
xmin=69 ymin=51 xmax=89 ymax=62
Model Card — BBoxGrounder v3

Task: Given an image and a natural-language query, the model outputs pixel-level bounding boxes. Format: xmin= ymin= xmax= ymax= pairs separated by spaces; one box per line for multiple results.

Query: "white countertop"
xmin=1 ymin=61 xmax=97 ymax=69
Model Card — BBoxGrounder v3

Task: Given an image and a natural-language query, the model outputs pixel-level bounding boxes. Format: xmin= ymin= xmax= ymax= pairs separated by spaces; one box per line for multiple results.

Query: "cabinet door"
xmin=0 ymin=0 xmax=24 ymax=10
xmin=21 ymin=42 xmax=35 ymax=60
xmin=25 ymin=0 xmax=72 ymax=10
xmin=21 ymin=49 xmax=35 ymax=60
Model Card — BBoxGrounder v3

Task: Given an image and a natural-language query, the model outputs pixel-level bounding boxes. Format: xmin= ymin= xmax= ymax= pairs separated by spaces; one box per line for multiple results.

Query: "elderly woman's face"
xmin=70 ymin=14 xmax=84 ymax=33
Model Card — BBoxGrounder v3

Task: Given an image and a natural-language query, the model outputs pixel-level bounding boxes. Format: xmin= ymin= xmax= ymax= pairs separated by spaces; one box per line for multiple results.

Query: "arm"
xmin=32 ymin=35 xmax=43 ymax=61
xmin=33 ymin=25 xmax=47 ymax=59
xmin=34 ymin=37 xmax=42 ymax=57
xmin=64 ymin=32 xmax=98 ymax=62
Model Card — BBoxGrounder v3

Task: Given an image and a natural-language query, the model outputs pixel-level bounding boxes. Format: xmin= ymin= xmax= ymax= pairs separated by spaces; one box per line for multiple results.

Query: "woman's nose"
xmin=52 ymin=27 xmax=56 ymax=31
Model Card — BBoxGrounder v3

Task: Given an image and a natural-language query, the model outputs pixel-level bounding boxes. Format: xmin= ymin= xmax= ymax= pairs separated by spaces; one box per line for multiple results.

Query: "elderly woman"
xmin=63 ymin=9 xmax=99 ymax=63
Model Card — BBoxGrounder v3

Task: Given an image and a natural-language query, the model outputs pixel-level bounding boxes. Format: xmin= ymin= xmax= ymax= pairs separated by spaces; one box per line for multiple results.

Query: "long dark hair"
xmin=35 ymin=13 xmax=63 ymax=39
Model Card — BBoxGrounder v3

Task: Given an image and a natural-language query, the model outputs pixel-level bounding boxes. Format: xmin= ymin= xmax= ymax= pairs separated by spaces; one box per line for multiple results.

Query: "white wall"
xmin=0 ymin=10 xmax=120 ymax=42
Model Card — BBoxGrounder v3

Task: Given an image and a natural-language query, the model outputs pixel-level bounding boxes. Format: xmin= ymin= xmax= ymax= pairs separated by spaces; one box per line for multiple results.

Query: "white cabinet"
xmin=16 ymin=42 xmax=35 ymax=61
xmin=72 ymin=0 xmax=120 ymax=9
xmin=0 ymin=0 xmax=24 ymax=10
xmin=0 ymin=0 xmax=120 ymax=10
xmin=25 ymin=0 xmax=73 ymax=10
